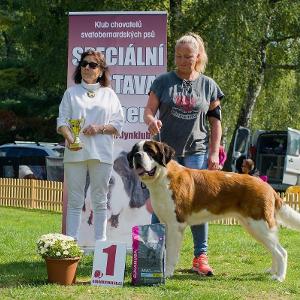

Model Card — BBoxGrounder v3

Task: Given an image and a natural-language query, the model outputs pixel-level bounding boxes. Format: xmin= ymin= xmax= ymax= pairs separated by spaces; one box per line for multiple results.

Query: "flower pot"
xmin=45 ymin=257 xmax=80 ymax=285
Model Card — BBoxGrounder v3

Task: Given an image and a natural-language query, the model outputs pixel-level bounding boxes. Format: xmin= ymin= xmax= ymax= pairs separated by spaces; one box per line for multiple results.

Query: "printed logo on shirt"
xmin=174 ymin=95 xmax=196 ymax=112
xmin=170 ymin=81 xmax=208 ymax=120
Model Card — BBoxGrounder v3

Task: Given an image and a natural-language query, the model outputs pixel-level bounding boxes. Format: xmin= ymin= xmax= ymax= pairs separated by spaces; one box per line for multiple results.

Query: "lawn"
xmin=0 ymin=207 xmax=300 ymax=299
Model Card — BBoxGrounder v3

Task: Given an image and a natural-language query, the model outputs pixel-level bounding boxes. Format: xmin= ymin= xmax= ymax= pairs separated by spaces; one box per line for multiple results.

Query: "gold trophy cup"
xmin=67 ymin=118 xmax=85 ymax=149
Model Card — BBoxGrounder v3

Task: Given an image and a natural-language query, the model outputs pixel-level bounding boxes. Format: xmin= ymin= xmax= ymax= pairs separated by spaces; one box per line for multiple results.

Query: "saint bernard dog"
xmin=127 ymin=140 xmax=300 ymax=282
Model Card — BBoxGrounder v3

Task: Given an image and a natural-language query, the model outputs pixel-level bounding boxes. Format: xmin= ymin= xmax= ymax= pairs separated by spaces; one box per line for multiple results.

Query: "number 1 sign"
xmin=91 ymin=240 xmax=127 ymax=287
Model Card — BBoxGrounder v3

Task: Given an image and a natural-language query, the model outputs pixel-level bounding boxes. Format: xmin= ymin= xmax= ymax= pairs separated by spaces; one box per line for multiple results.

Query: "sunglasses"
xmin=80 ymin=61 xmax=99 ymax=69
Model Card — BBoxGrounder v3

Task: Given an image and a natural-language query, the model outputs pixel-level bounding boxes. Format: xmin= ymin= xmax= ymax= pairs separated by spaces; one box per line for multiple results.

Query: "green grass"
xmin=0 ymin=207 xmax=300 ymax=299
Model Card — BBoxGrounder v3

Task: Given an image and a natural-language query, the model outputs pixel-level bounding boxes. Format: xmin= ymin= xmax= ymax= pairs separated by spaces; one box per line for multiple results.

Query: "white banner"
xmin=63 ymin=11 xmax=167 ymax=249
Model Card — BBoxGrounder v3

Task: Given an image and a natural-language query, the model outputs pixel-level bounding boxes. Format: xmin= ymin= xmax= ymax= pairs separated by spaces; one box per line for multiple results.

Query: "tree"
xmin=181 ymin=0 xmax=300 ymax=170
xmin=1 ymin=0 xmax=300 ymax=152
xmin=223 ymin=0 xmax=300 ymax=170
xmin=0 ymin=0 xmax=172 ymax=143
xmin=0 ymin=1 xmax=106 ymax=142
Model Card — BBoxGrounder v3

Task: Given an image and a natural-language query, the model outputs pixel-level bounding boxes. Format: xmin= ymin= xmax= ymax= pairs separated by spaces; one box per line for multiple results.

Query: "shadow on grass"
xmin=0 ymin=258 xmax=269 ymax=289
xmin=1 ymin=206 xmax=61 ymax=216
xmin=172 ymin=268 xmax=268 ymax=282
xmin=0 ymin=255 xmax=95 ymax=288
xmin=0 ymin=260 xmax=49 ymax=288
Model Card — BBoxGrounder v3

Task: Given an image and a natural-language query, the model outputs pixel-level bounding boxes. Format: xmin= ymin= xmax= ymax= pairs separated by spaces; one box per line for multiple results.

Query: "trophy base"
xmin=69 ymin=142 xmax=83 ymax=150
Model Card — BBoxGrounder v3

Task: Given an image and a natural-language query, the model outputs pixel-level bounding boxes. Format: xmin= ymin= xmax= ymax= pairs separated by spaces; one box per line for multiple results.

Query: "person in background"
xmin=144 ymin=32 xmax=224 ymax=276
xmin=57 ymin=50 xmax=124 ymax=242
xmin=18 ymin=165 xmax=37 ymax=179
xmin=241 ymin=158 xmax=257 ymax=175
xmin=239 ymin=157 xmax=268 ymax=182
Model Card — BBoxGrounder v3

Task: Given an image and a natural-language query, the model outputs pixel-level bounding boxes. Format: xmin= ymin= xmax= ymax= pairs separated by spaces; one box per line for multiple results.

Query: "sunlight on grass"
xmin=0 ymin=207 xmax=300 ymax=299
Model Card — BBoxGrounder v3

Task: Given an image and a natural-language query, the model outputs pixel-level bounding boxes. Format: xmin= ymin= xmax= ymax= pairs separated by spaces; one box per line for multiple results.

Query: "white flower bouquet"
xmin=37 ymin=233 xmax=83 ymax=259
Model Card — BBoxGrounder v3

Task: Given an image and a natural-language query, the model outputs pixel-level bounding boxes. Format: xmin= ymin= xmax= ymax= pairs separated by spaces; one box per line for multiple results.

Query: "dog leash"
xmin=157 ymin=130 xmax=161 ymax=142
xmin=150 ymin=130 xmax=161 ymax=142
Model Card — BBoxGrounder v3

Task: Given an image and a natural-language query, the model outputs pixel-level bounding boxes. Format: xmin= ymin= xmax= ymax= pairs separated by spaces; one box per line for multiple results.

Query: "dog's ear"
xmin=162 ymin=142 xmax=175 ymax=165
xmin=156 ymin=142 xmax=175 ymax=166
xmin=127 ymin=149 xmax=134 ymax=169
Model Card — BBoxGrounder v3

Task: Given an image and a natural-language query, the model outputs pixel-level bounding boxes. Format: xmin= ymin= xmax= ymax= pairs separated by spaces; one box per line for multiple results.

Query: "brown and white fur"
xmin=127 ymin=140 xmax=300 ymax=282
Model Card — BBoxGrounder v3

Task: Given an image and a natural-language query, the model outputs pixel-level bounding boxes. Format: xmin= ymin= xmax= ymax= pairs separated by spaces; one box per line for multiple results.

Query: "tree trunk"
xmin=169 ymin=0 xmax=182 ymax=36
xmin=2 ymin=31 xmax=12 ymax=59
xmin=223 ymin=42 xmax=266 ymax=171
xmin=168 ymin=0 xmax=182 ymax=68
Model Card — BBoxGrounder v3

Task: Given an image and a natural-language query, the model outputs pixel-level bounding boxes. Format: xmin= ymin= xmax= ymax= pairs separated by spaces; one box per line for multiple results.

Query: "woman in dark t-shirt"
xmin=144 ymin=32 xmax=224 ymax=276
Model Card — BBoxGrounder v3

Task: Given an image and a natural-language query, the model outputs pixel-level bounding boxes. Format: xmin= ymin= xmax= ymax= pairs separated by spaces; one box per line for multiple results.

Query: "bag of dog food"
xmin=132 ymin=224 xmax=166 ymax=286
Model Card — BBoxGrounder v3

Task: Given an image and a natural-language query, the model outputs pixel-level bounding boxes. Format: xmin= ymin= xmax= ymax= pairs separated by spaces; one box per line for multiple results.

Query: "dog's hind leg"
xmin=239 ymin=218 xmax=278 ymax=274
xmin=265 ymin=256 xmax=277 ymax=275
xmin=240 ymin=218 xmax=287 ymax=282
xmin=165 ymin=223 xmax=186 ymax=277
xmin=264 ymin=243 xmax=287 ymax=278
xmin=270 ymin=243 xmax=287 ymax=281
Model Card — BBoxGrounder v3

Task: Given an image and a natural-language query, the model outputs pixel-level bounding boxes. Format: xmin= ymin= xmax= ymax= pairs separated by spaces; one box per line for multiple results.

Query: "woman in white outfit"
xmin=57 ymin=50 xmax=124 ymax=241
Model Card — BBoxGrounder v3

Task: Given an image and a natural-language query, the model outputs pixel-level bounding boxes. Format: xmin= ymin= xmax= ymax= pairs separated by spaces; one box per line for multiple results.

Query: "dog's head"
xmin=127 ymin=140 xmax=175 ymax=179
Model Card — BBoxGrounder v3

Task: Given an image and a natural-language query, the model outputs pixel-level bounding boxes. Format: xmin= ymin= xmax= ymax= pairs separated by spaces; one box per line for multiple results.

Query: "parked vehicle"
xmin=232 ymin=127 xmax=300 ymax=191
xmin=0 ymin=141 xmax=64 ymax=180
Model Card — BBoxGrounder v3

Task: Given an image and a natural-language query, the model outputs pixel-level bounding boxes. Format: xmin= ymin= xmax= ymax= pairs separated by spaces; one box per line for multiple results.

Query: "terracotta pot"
xmin=45 ymin=257 xmax=80 ymax=285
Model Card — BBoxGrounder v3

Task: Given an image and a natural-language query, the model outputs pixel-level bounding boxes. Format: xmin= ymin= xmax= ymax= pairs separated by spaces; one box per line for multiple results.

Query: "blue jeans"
xmin=151 ymin=153 xmax=208 ymax=257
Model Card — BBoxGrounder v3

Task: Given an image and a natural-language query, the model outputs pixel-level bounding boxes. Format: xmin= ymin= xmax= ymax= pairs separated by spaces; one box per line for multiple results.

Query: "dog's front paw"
xmin=271 ymin=274 xmax=285 ymax=282
xmin=165 ymin=271 xmax=173 ymax=278
xmin=165 ymin=266 xmax=174 ymax=278
xmin=265 ymin=267 xmax=276 ymax=275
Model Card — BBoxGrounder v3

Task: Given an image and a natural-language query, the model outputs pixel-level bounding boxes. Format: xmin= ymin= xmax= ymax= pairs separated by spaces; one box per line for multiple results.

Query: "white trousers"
xmin=64 ymin=159 xmax=112 ymax=241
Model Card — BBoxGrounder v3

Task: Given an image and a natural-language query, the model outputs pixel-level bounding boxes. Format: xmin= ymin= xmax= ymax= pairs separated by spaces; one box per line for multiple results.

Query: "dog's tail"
xmin=276 ymin=192 xmax=300 ymax=231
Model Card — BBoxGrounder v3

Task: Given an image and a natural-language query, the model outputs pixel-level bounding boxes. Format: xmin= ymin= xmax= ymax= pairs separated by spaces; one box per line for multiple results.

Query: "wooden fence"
xmin=0 ymin=178 xmax=300 ymax=225
xmin=0 ymin=178 xmax=63 ymax=212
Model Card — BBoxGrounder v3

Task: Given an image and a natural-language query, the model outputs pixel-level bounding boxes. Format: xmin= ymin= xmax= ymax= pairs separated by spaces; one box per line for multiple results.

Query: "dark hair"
xmin=235 ymin=155 xmax=246 ymax=174
xmin=73 ymin=50 xmax=110 ymax=87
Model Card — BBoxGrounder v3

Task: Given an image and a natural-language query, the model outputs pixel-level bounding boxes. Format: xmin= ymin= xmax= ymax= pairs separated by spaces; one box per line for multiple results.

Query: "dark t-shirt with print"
xmin=150 ymin=71 xmax=224 ymax=156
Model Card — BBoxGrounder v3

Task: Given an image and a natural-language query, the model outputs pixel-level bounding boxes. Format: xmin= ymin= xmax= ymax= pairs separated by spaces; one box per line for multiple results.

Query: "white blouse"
xmin=57 ymin=81 xmax=124 ymax=164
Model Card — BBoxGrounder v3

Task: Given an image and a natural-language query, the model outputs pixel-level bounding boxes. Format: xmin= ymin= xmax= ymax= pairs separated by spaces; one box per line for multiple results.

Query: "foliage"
xmin=182 ymin=1 xmax=300 ymax=138
xmin=36 ymin=233 xmax=83 ymax=259
xmin=0 ymin=0 xmax=300 ymax=151
xmin=253 ymin=70 xmax=300 ymax=130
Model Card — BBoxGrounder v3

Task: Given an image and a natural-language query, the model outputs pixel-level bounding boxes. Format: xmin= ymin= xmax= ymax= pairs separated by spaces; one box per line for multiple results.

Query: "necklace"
xmin=182 ymin=79 xmax=193 ymax=94
xmin=81 ymin=83 xmax=98 ymax=98
xmin=86 ymin=90 xmax=95 ymax=98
